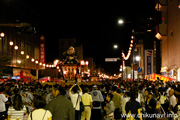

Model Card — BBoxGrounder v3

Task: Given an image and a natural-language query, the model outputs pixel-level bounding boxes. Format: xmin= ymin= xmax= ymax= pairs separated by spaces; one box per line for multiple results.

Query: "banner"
xmin=145 ymin=50 xmax=153 ymax=75
xmin=39 ymin=36 xmax=45 ymax=69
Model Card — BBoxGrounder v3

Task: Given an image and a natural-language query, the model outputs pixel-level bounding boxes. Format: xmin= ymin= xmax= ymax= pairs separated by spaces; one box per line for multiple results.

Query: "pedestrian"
xmin=81 ymin=87 xmax=93 ymax=120
xmin=69 ymin=84 xmax=83 ymax=120
xmin=145 ymin=91 xmax=156 ymax=120
xmin=125 ymin=91 xmax=142 ymax=120
xmin=111 ymin=85 xmax=122 ymax=120
xmin=104 ymin=93 xmax=115 ymax=120
xmin=46 ymin=84 xmax=59 ymax=104
xmin=0 ymin=86 xmax=9 ymax=120
xmin=28 ymin=95 xmax=52 ymax=120
xmin=7 ymin=94 xmax=27 ymax=120
xmin=91 ymin=85 xmax=104 ymax=120
xmin=121 ymin=92 xmax=130 ymax=120
xmin=45 ymin=85 xmax=75 ymax=120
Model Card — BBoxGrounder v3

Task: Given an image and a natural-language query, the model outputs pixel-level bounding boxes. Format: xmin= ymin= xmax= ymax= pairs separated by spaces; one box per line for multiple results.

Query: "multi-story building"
xmin=155 ymin=0 xmax=180 ymax=81
xmin=0 ymin=22 xmax=40 ymax=80
xmin=129 ymin=17 xmax=161 ymax=80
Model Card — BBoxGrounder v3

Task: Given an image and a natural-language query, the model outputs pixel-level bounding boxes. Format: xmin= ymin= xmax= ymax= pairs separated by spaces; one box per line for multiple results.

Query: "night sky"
xmin=0 ymin=0 xmax=156 ymax=75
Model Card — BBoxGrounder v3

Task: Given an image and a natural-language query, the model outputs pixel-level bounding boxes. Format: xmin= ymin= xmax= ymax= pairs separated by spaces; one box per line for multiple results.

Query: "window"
xmin=170 ymin=31 xmax=173 ymax=36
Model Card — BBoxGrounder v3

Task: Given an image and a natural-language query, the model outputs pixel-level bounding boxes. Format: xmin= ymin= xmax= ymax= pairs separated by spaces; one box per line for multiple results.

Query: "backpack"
xmin=159 ymin=92 xmax=166 ymax=104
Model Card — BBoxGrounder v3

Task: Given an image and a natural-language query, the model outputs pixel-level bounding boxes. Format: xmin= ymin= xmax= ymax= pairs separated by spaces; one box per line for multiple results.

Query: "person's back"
xmin=91 ymin=85 xmax=104 ymax=120
xmin=81 ymin=87 xmax=93 ymax=120
xmin=45 ymin=85 xmax=74 ymax=120
xmin=112 ymin=92 xmax=121 ymax=109
xmin=112 ymin=86 xmax=121 ymax=120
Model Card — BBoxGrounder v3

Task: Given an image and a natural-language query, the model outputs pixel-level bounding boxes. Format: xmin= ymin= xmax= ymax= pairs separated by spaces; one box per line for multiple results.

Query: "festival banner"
xmin=39 ymin=36 xmax=45 ymax=69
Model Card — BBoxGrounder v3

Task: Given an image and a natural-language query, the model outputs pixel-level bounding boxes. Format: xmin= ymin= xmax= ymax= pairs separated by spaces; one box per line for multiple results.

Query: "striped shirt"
xmin=8 ymin=105 xmax=27 ymax=120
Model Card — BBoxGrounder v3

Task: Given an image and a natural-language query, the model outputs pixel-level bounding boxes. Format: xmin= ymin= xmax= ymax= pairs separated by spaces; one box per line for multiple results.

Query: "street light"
xmin=113 ymin=44 xmax=118 ymax=49
xmin=133 ymin=55 xmax=141 ymax=81
xmin=135 ymin=56 xmax=140 ymax=61
xmin=118 ymin=19 xmax=124 ymax=24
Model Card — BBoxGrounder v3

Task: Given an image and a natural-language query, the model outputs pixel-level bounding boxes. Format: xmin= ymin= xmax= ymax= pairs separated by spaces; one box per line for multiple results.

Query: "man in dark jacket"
xmin=145 ymin=91 xmax=156 ymax=120
xmin=45 ymin=85 xmax=75 ymax=120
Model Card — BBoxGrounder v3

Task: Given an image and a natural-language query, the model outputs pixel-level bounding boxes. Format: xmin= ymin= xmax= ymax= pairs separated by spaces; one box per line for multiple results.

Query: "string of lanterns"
xmin=8 ymin=38 xmax=56 ymax=69
xmin=121 ymin=36 xmax=134 ymax=60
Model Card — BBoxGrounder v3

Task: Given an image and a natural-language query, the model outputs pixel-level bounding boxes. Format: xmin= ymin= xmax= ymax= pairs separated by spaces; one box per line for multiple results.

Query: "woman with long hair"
xmin=7 ymin=94 xmax=27 ymax=120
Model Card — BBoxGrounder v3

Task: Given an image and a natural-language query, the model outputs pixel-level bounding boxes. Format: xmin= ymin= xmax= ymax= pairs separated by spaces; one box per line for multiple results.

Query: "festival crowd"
xmin=0 ymin=79 xmax=180 ymax=120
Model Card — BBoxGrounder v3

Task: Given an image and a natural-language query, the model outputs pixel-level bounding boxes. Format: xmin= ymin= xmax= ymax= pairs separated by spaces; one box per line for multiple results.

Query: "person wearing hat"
xmin=145 ymin=91 xmax=157 ymax=120
xmin=91 ymin=85 xmax=104 ymax=120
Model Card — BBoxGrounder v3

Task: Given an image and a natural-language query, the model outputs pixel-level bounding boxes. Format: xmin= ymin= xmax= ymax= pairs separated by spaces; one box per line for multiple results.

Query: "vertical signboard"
xmin=145 ymin=49 xmax=153 ymax=75
xmin=40 ymin=36 xmax=45 ymax=69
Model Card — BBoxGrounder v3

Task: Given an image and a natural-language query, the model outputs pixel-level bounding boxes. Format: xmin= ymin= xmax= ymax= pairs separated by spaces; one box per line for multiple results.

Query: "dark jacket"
xmin=145 ymin=97 xmax=156 ymax=114
xmin=45 ymin=95 xmax=75 ymax=120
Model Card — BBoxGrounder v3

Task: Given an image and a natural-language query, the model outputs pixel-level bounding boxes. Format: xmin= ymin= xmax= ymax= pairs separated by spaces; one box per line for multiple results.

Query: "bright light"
xmin=26 ymin=55 xmax=29 ymax=59
xmin=31 ymin=58 xmax=35 ymax=62
xmin=80 ymin=60 xmax=85 ymax=65
xmin=118 ymin=19 xmax=124 ymax=24
xmin=85 ymin=61 xmax=89 ymax=65
xmin=14 ymin=45 xmax=18 ymax=50
xmin=135 ymin=56 xmax=140 ymax=61
xmin=21 ymin=51 xmax=24 ymax=55
xmin=131 ymin=36 xmax=135 ymax=39
xmin=113 ymin=44 xmax=118 ymax=49
xmin=9 ymin=41 xmax=13 ymax=46
xmin=57 ymin=66 xmax=59 ymax=69
xmin=0 ymin=32 xmax=5 ymax=37
xmin=17 ymin=60 xmax=21 ymax=64
xmin=35 ymin=60 xmax=39 ymax=64
xmin=131 ymin=40 xmax=133 ymax=43
xmin=54 ymin=59 xmax=59 ymax=66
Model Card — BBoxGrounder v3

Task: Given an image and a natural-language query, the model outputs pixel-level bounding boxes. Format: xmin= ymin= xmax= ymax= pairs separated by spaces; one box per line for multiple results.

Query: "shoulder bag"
xmin=75 ymin=93 xmax=84 ymax=112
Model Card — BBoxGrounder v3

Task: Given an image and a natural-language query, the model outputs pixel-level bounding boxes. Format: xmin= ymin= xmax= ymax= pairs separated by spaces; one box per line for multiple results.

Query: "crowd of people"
xmin=0 ymin=79 xmax=180 ymax=120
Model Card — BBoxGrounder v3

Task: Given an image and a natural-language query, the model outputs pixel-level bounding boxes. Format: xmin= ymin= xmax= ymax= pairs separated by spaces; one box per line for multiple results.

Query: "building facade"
xmin=155 ymin=0 xmax=180 ymax=80
xmin=0 ymin=23 xmax=40 ymax=79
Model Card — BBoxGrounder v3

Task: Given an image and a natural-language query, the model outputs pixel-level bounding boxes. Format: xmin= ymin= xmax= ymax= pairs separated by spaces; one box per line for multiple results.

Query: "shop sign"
xmin=151 ymin=74 xmax=173 ymax=83
xmin=145 ymin=50 xmax=153 ymax=75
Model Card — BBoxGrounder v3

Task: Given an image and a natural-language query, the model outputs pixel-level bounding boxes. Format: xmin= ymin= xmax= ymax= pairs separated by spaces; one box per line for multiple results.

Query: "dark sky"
xmin=0 ymin=0 xmax=156 ymax=75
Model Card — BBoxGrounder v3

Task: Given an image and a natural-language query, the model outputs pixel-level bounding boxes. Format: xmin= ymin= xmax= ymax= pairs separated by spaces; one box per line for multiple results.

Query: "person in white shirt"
xmin=69 ymin=84 xmax=83 ymax=120
xmin=122 ymin=92 xmax=130 ymax=116
xmin=81 ymin=87 xmax=93 ymax=120
xmin=0 ymin=86 xmax=8 ymax=120
xmin=169 ymin=89 xmax=177 ymax=109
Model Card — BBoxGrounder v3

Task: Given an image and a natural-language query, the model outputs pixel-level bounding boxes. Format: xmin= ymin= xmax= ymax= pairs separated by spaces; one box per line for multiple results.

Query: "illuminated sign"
xmin=40 ymin=36 xmax=45 ymax=69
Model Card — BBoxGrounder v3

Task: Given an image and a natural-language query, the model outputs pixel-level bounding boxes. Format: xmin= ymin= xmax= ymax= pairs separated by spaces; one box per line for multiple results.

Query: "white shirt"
xmin=0 ymin=94 xmax=8 ymax=112
xmin=69 ymin=92 xmax=82 ymax=110
xmin=170 ymin=95 xmax=177 ymax=108
xmin=28 ymin=109 xmax=52 ymax=120
xmin=8 ymin=105 xmax=26 ymax=120
xmin=122 ymin=97 xmax=130 ymax=114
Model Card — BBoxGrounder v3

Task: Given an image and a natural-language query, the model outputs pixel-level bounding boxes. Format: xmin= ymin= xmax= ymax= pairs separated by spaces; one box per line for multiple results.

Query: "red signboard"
xmin=40 ymin=36 xmax=45 ymax=69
